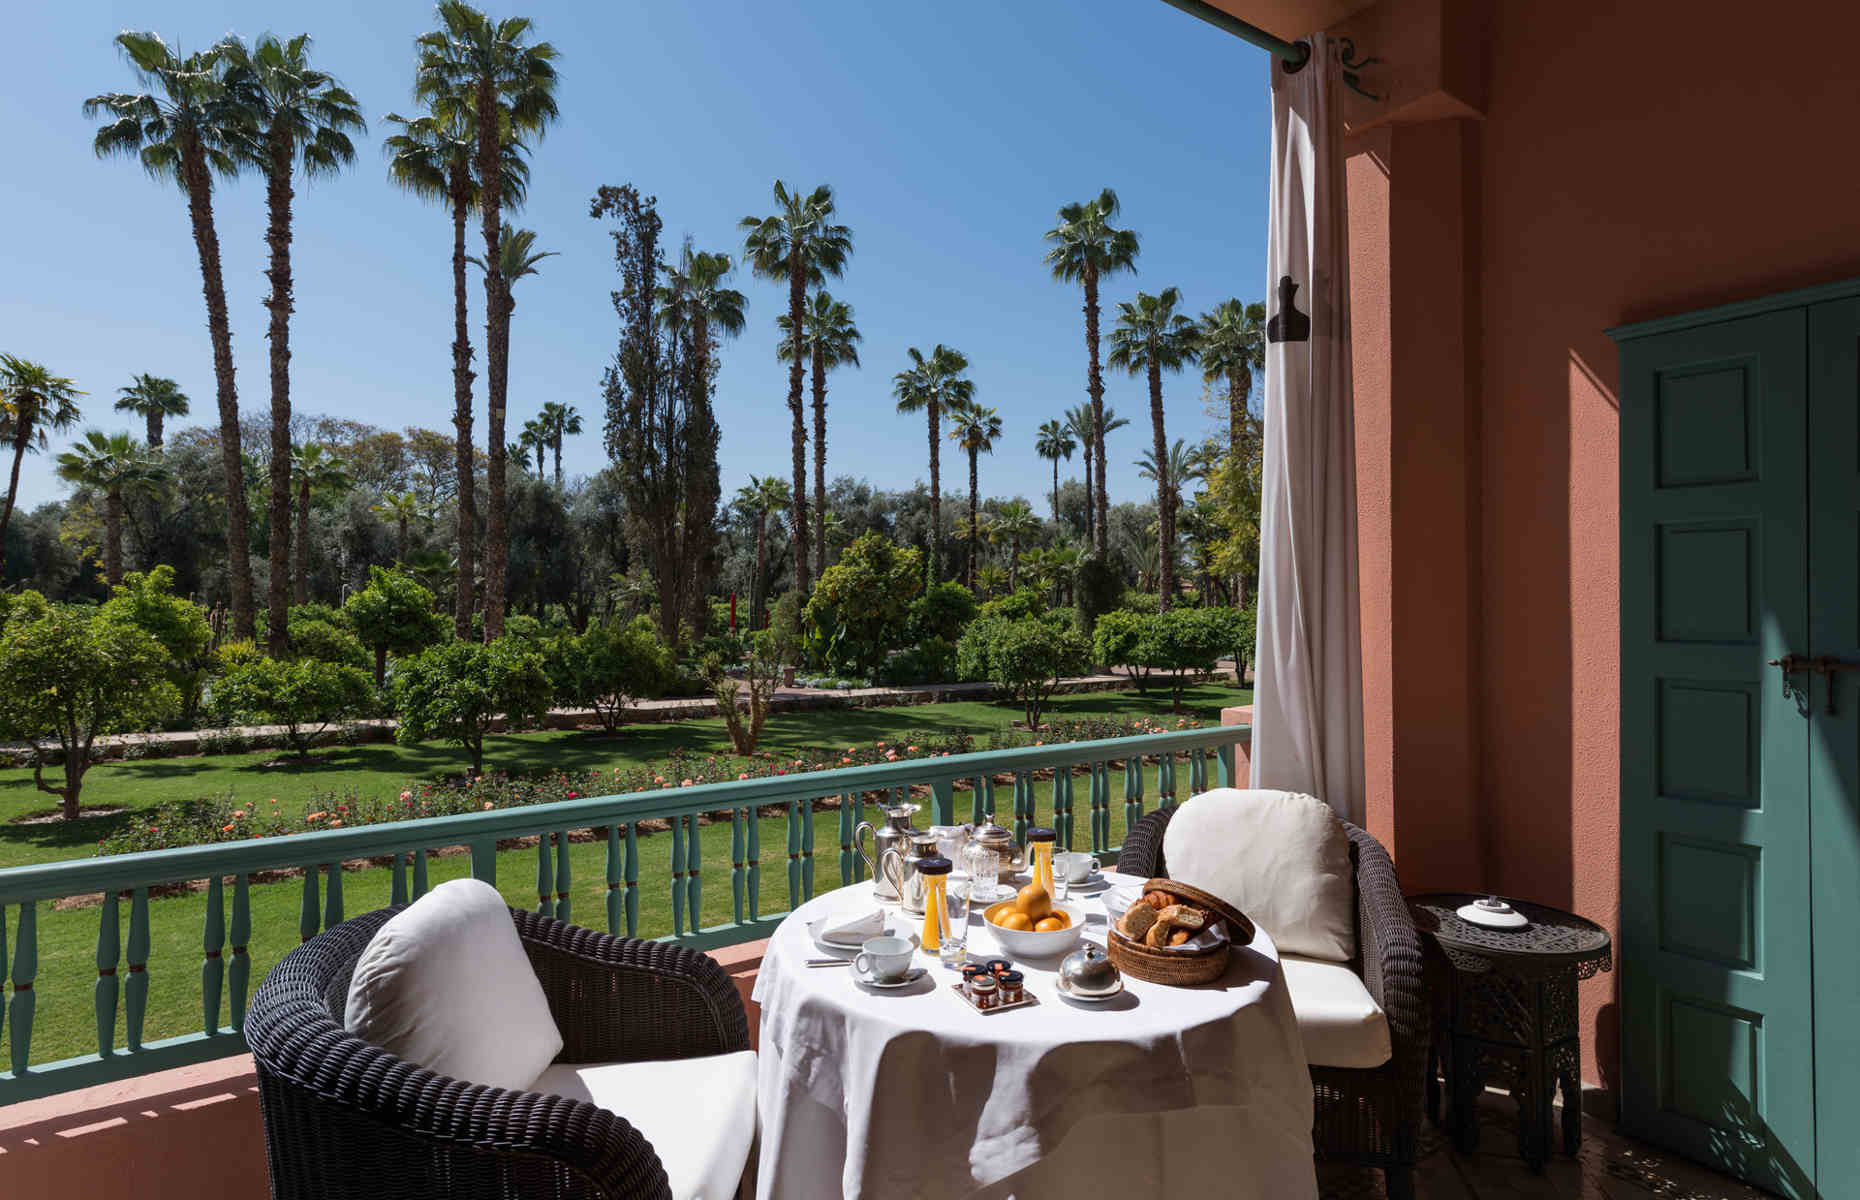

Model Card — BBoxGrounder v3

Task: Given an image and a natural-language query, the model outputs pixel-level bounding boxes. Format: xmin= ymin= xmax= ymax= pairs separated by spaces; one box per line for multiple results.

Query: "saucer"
xmin=855 ymin=966 xmax=927 ymax=989
xmin=1060 ymin=870 xmax=1108 ymax=893
xmin=1055 ymin=974 xmax=1125 ymax=1002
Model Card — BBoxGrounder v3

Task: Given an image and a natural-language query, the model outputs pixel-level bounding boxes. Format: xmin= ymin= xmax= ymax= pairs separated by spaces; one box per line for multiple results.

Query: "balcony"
xmin=0 ymin=725 xmax=1760 ymax=1198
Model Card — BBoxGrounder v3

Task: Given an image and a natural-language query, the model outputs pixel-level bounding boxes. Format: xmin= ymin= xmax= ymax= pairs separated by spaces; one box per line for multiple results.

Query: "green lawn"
xmin=4 ymin=682 xmax=1249 ymax=1070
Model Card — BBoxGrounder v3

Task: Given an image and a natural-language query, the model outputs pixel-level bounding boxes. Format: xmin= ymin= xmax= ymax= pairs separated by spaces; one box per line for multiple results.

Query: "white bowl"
xmin=982 ymin=898 xmax=1089 ymax=959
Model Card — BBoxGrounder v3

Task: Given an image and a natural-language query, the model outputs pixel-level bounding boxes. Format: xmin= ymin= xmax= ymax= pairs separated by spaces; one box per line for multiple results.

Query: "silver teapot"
xmin=855 ymin=801 xmax=922 ymax=903
xmin=969 ymin=821 xmax=1026 ymax=883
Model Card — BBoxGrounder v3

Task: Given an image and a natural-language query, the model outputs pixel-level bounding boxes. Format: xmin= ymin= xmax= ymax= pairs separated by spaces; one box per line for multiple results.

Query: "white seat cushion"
xmin=1280 ymin=954 xmax=1391 ymax=1069
xmin=529 ymin=1051 xmax=758 ymax=1200
xmin=1161 ymin=787 xmax=1357 ymax=962
xmin=344 ymin=878 xmax=563 ymax=1090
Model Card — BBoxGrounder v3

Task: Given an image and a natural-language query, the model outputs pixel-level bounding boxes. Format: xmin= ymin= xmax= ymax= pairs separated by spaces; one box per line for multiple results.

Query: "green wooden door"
xmin=1619 ymin=309 xmax=1819 ymax=1196
xmin=1808 ymin=296 xmax=1860 ymax=1192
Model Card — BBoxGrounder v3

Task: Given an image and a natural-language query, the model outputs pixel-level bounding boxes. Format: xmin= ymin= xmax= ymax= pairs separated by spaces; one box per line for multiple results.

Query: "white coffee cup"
xmin=853 ymin=935 xmax=914 ymax=982
xmin=1055 ymin=851 xmax=1096 ymax=883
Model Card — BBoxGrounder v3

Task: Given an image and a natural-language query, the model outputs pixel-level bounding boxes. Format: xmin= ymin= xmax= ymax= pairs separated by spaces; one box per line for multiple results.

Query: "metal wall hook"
xmin=1336 ymin=37 xmax=1383 ymax=100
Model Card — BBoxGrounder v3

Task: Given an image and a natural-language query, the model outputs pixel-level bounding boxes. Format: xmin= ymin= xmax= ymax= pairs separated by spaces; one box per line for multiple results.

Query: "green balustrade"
xmin=0 ymin=723 xmax=1246 ymax=1103
xmin=201 ymin=876 xmax=224 ymax=1037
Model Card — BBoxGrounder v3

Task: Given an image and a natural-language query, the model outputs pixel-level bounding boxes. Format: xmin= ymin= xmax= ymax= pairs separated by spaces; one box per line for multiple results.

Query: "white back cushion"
xmin=1161 ymin=788 xmax=1357 ymax=962
xmin=345 ymin=878 xmax=563 ymax=1090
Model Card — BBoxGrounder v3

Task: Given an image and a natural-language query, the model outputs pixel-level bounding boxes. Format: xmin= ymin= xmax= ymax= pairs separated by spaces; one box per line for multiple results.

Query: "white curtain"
xmin=1250 ymin=34 xmax=1366 ymax=825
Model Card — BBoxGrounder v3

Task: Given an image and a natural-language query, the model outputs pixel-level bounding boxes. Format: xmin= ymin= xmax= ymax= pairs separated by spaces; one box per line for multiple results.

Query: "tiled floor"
xmin=1317 ymin=1094 xmax=1774 ymax=1199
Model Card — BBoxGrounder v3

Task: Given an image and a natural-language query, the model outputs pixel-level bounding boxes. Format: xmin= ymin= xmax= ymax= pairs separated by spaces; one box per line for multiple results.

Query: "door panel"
xmin=1620 ymin=310 xmax=1817 ymax=1195
xmin=1808 ymin=296 xmax=1860 ymax=1193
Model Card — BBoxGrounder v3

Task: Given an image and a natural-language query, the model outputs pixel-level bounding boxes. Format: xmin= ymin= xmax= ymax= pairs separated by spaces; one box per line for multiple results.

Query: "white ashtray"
xmin=1458 ymin=896 xmax=1528 ymax=930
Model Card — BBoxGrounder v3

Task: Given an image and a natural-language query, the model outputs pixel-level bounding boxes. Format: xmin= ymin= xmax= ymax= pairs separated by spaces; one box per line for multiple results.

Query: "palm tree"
xmin=1198 ymin=298 xmax=1267 ymax=461
xmin=465 ymin=221 xmax=556 ymax=633
xmin=1108 ymin=287 xmax=1200 ymax=611
xmin=517 ymin=417 xmax=547 ymax=475
xmin=989 ymin=499 xmax=1040 ymax=591
xmin=55 ymin=431 xmax=170 ymax=586
xmin=382 ymin=94 xmax=530 ymax=639
xmin=892 ymin=345 xmax=973 ymax=584
xmin=86 ymin=33 xmax=256 ymax=638
xmin=737 ymin=474 xmax=790 ymax=628
xmin=0 ymin=358 xmax=84 ymax=571
xmin=1044 ymin=188 xmax=1139 ymax=559
xmin=777 ymin=291 xmax=861 ymax=583
xmin=1062 ymin=403 xmax=1095 ymax=540
xmin=220 ymin=33 xmax=363 ymax=654
xmin=372 ymin=490 xmax=426 ymax=561
xmin=741 ymin=182 xmax=853 ymax=596
xmin=114 ymin=374 xmax=189 ymax=448
xmin=947 ymin=399 xmax=1003 ymax=593
xmin=1034 ymin=419 xmax=1076 ymax=524
xmin=537 ymin=400 xmax=581 ymax=487
xmin=416 ymin=2 xmax=560 ymax=640
xmin=289 ymin=443 xmax=350 ymax=604
xmin=1137 ymin=437 xmax=1207 ymax=587
xmin=657 ymin=245 xmax=748 ymax=396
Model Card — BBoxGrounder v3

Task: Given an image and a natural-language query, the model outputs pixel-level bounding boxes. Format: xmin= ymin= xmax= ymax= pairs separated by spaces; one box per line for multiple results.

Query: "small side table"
xmin=1407 ymin=892 xmax=1612 ymax=1172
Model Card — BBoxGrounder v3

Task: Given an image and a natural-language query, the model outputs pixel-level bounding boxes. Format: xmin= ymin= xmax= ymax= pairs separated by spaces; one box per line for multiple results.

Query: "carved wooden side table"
xmin=1407 ymin=892 xmax=1612 ymax=1172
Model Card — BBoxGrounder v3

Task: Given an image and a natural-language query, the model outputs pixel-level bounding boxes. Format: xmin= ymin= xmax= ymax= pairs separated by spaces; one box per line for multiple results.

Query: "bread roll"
xmin=1119 ymin=903 xmax=1158 ymax=941
xmin=1144 ymin=918 xmax=1172 ymax=947
xmin=1156 ymin=904 xmax=1206 ymax=930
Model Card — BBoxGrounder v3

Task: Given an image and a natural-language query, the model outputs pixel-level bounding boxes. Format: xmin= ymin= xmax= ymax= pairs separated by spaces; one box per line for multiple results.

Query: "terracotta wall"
xmin=1346 ymin=0 xmax=1860 ymax=1087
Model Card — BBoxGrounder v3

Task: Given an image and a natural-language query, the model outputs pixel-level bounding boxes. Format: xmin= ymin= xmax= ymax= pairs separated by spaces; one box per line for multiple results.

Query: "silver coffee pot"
xmin=854 ymin=801 xmax=922 ymax=904
xmin=893 ymin=833 xmax=944 ymax=915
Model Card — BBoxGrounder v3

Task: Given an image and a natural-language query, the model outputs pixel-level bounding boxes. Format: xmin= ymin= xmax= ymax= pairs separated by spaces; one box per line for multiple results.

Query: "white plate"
xmin=855 ymin=966 xmax=928 ymax=989
xmin=1056 ymin=975 xmax=1125 ymax=1003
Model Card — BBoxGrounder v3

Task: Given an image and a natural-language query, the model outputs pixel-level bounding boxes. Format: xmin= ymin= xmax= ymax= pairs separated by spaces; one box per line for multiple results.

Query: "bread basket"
xmin=1106 ymin=877 xmax=1256 ymax=986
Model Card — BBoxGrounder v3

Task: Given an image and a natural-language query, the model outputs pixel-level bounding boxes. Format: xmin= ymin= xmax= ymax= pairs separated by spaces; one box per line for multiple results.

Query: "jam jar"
xmin=968 ymin=974 xmax=999 ymax=1011
xmin=995 ymin=969 xmax=1025 ymax=1005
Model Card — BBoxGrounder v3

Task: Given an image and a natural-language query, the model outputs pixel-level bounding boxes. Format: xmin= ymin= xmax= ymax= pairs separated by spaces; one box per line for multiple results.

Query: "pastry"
xmin=1119 ymin=903 xmax=1158 ymax=941
xmin=1169 ymin=928 xmax=1192 ymax=946
xmin=1156 ymin=904 xmax=1205 ymax=930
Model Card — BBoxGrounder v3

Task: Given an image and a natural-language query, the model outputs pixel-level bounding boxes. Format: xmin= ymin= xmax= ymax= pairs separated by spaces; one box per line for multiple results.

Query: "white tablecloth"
xmin=751 ymin=870 xmax=1316 ymax=1199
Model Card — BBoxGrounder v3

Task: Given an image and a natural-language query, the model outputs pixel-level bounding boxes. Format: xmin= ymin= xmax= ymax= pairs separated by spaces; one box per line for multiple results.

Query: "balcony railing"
xmin=0 ymin=724 xmax=1245 ymax=1104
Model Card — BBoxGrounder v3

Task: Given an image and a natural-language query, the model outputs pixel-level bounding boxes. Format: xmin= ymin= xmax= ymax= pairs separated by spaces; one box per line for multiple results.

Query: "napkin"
xmin=820 ymin=909 xmax=886 ymax=946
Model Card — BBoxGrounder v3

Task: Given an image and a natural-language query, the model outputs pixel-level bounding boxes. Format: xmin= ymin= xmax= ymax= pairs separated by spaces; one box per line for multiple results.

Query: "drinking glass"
xmin=940 ymin=873 xmax=972 ymax=964
xmin=1051 ymin=862 xmax=1071 ymax=904
xmin=962 ymin=843 xmax=1001 ymax=904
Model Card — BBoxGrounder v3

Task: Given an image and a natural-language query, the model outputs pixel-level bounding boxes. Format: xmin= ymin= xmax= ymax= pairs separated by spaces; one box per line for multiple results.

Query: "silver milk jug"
xmin=894 ymin=833 xmax=943 ymax=916
xmin=854 ymin=801 xmax=922 ymax=904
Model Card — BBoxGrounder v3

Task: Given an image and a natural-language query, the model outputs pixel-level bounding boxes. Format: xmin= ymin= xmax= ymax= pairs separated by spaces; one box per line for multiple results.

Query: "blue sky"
xmin=3 ymin=0 xmax=1271 ymax=513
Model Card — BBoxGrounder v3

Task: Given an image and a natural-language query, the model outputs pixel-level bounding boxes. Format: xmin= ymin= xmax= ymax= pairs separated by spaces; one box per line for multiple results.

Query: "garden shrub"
xmin=876 ymin=636 xmax=960 ymax=686
xmin=0 ymin=592 xmax=178 ymax=819
xmin=957 ymin=613 xmax=1088 ymax=728
xmin=1074 ymin=555 xmax=1123 ymax=634
xmin=343 ymin=566 xmax=449 ymax=686
xmin=978 ymin=588 xmax=1047 ymax=622
xmin=709 ymin=593 xmax=803 ymax=754
xmin=803 ymin=533 xmax=923 ymax=677
xmin=1119 ymin=589 xmax=1162 ymax=615
xmin=911 ymin=581 xmax=978 ymax=643
xmin=100 ymin=566 xmax=213 ymax=728
xmin=1092 ymin=609 xmax=1153 ymax=691
xmin=544 ymin=616 xmax=676 ymax=733
xmin=392 ymin=638 xmax=553 ymax=776
xmin=285 ymin=606 xmax=370 ymax=670
xmin=212 ymin=655 xmax=376 ymax=756
xmin=1144 ymin=607 xmax=1237 ymax=711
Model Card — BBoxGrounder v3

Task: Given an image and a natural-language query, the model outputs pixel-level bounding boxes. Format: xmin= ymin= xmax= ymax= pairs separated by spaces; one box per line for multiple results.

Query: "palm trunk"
xmin=752 ymin=514 xmax=768 ymax=627
xmin=927 ymin=400 xmax=941 ymax=583
xmin=146 ymin=411 xmax=162 ymax=449
xmin=295 ymin=476 xmax=310 ymax=605
xmin=1080 ymin=448 xmax=1093 ymax=544
xmin=449 ymin=173 xmax=476 ymax=640
xmin=476 ymin=77 xmax=508 ymax=641
xmin=967 ymin=447 xmax=979 ymax=593
xmin=1229 ymin=368 xmax=1248 ymax=611
xmin=1150 ymin=361 xmax=1173 ymax=613
xmin=553 ymin=435 xmax=562 ymax=488
xmin=263 ymin=127 xmax=296 ymax=656
xmin=1051 ymin=457 xmax=1060 ymax=523
xmin=183 ymin=136 xmax=254 ymax=640
xmin=1085 ymin=264 xmax=1108 ymax=560
xmin=811 ymin=346 xmax=827 ymax=584
xmin=398 ymin=514 xmax=409 ymax=562
xmin=786 ymin=257 xmax=812 ymax=595
xmin=104 ymin=487 xmax=123 ymax=586
xmin=0 ymin=424 xmax=33 ymax=577
xmin=1009 ymin=537 xmax=1020 ymax=591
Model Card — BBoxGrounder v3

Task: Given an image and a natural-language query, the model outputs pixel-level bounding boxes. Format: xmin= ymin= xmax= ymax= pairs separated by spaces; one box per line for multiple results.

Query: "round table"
xmin=751 ymin=870 xmax=1317 ymax=1199
xmin=1406 ymin=892 xmax=1613 ymax=1172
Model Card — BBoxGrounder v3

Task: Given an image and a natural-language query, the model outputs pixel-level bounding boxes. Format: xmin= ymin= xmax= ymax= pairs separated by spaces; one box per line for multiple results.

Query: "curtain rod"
xmin=1155 ymin=0 xmax=1312 ymax=68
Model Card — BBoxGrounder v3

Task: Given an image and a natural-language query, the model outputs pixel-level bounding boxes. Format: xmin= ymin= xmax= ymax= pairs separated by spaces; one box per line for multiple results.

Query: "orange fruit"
xmin=999 ymin=911 xmax=1034 ymax=932
xmin=1034 ymin=915 xmax=1068 ymax=933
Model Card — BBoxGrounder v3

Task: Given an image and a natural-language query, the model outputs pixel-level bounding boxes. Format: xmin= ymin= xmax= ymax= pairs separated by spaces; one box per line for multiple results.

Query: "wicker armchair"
xmin=1119 ymin=808 xmax=1427 ymax=1200
xmin=245 ymin=904 xmax=751 ymax=1200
